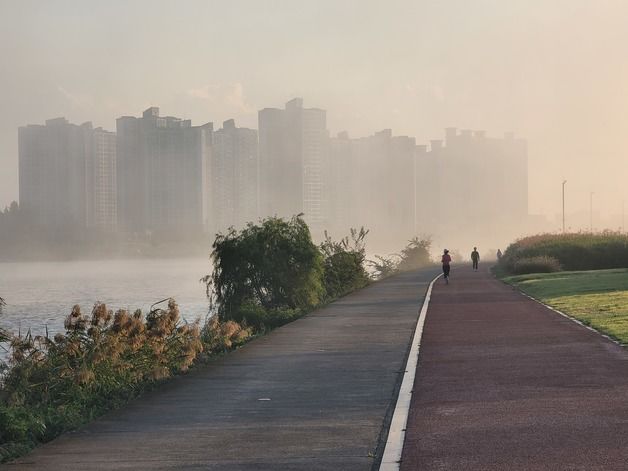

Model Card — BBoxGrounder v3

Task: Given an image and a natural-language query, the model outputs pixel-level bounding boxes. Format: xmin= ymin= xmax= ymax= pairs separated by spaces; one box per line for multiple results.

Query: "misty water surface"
xmin=0 ymin=258 xmax=211 ymax=339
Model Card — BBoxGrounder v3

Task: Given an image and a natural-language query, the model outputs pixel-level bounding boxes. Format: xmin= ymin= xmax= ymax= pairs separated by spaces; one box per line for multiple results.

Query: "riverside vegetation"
xmin=0 ymin=215 xmax=432 ymax=462
xmin=0 ymin=300 xmax=251 ymax=462
xmin=201 ymin=217 xmax=370 ymax=330
xmin=498 ymin=232 xmax=628 ymax=275
xmin=0 ymin=201 xmax=212 ymax=261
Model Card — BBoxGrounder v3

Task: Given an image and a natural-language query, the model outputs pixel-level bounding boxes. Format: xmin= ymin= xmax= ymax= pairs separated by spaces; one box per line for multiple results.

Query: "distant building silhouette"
xmin=329 ymin=131 xmax=354 ymax=231
xmin=17 ymin=103 xmax=529 ymax=250
xmin=258 ymin=98 xmax=329 ymax=230
xmin=116 ymin=107 xmax=212 ymax=237
xmin=18 ymin=118 xmax=117 ymax=233
xmin=212 ymin=119 xmax=258 ymax=232
xmin=88 ymin=127 xmax=117 ymax=230
xmin=328 ymin=127 xmax=527 ymax=249
xmin=415 ymin=128 xmax=528 ymax=244
xmin=329 ymin=129 xmax=416 ymax=246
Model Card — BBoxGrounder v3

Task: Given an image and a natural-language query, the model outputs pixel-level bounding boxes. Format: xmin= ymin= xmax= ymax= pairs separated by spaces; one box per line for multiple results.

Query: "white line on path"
xmin=379 ymin=273 xmax=442 ymax=471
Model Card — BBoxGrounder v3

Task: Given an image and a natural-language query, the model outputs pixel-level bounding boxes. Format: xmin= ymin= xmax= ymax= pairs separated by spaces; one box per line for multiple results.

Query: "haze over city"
xmin=2 ymin=0 xmax=628 ymax=236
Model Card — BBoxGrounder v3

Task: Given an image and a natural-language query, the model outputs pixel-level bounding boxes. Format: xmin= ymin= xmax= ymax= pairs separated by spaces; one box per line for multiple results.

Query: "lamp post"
xmin=590 ymin=192 xmax=594 ymax=233
xmin=562 ymin=180 xmax=567 ymax=233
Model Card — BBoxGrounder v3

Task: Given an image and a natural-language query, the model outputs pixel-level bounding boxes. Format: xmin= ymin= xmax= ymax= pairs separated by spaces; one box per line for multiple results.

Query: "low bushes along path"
xmin=401 ymin=266 xmax=628 ymax=470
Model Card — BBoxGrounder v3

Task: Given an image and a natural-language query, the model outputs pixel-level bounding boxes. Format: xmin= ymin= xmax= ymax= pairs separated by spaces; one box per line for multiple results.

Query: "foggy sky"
xmin=2 ymin=0 xmax=628 ymax=228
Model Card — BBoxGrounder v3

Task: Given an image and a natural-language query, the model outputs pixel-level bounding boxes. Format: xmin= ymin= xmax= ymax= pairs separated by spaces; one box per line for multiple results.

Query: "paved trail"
xmin=5 ymin=268 xmax=439 ymax=471
xmin=402 ymin=266 xmax=628 ymax=470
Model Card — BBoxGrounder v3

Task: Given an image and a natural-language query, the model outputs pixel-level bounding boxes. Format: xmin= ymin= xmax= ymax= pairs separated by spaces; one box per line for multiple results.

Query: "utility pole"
xmin=590 ymin=192 xmax=594 ymax=233
xmin=562 ymin=180 xmax=567 ymax=233
xmin=622 ymin=199 xmax=625 ymax=233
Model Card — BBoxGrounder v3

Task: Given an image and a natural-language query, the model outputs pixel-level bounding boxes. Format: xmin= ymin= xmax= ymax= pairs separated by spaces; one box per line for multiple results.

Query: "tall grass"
xmin=0 ymin=300 xmax=251 ymax=462
xmin=501 ymin=232 xmax=628 ymax=273
xmin=512 ymin=255 xmax=561 ymax=274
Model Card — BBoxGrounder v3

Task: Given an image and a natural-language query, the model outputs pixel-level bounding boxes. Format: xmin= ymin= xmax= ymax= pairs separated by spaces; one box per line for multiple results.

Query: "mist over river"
xmin=0 ymin=258 xmax=211 ymax=338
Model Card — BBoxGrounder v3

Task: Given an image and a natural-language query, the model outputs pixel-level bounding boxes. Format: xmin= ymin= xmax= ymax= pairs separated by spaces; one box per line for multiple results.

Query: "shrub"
xmin=501 ymin=232 xmax=628 ymax=273
xmin=370 ymin=237 xmax=433 ymax=279
xmin=397 ymin=237 xmax=433 ymax=272
xmin=319 ymin=227 xmax=370 ymax=299
xmin=203 ymin=218 xmax=373 ymax=330
xmin=512 ymin=256 xmax=561 ymax=274
xmin=368 ymin=255 xmax=399 ymax=279
xmin=204 ymin=215 xmax=325 ymax=323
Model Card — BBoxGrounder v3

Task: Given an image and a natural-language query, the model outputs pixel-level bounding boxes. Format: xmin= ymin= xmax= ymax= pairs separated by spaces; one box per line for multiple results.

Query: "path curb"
xmin=379 ymin=273 xmax=442 ymax=471
xmin=490 ymin=265 xmax=626 ymax=348
xmin=492 ymin=267 xmax=626 ymax=348
xmin=517 ymin=290 xmax=625 ymax=348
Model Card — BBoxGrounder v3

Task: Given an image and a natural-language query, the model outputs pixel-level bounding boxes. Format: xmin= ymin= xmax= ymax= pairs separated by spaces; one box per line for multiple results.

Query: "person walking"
xmin=442 ymin=249 xmax=452 ymax=284
xmin=471 ymin=247 xmax=480 ymax=271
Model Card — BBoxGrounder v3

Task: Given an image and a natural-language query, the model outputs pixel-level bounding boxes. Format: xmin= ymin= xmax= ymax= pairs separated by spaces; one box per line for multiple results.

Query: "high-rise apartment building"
xmin=87 ymin=127 xmax=117 ymax=230
xmin=258 ymin=98 xmax=329 ymax=230
xmin=18 ymin=118 xmax=117 ymax=233
xmin=415 ymin=128 xmax=528 ymax=245
xmin=329 ymin=129 xmax=415 ymax=247
xmin=17 ymin=102 xmax=528 ymax=252
xmin=211 ymin=119 xmax=258 ymax=232
xmin=328 ymin=126 xmax=528 ymax=251
xmin=329 ymin=131 xmax=355 ymax=233
xmin=116 ymin=107 xmax=212 ymax=236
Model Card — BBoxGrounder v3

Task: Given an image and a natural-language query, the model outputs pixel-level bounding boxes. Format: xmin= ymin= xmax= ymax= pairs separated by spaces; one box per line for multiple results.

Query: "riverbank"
xmin=3 ymin=268 xmax=440 ymax=470
xmin=0 ymin=277 xmax=364 ymax=463
xmin=1 ymin=215 xmax=436 ymax=464
xmin=0 ymin=218 xmax=369 ymax=462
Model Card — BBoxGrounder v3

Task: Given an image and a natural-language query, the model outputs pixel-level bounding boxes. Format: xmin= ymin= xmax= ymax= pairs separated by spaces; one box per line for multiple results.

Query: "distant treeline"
xmin=0 ymin=201 xmax=211 ymax=261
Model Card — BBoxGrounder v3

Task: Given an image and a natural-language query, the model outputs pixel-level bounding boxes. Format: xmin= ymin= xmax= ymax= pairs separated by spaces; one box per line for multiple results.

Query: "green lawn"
xmin=503 ymin=268 xmax=628 ymax=343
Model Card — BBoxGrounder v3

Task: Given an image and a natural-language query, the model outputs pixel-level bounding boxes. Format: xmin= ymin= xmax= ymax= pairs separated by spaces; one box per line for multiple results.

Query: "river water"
xmin=0 ymin=258 xmax=212 ymax=339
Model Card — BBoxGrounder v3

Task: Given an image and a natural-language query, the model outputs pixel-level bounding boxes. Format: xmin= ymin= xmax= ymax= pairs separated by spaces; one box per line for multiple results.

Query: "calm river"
xmin=0 ymin=258 xmax=212 ymax=338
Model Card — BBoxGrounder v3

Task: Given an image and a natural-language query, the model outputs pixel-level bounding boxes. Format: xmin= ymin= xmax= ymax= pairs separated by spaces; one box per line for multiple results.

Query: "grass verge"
xmin=502 ymin=268 xmax=628 ymax=343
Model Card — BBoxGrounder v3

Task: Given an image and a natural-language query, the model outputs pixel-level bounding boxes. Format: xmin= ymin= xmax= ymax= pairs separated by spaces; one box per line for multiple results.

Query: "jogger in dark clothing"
xmin=471 ymin=247 xmax=480 ymax=271
xmin=442 ymin=249 xmax=452 ymax=283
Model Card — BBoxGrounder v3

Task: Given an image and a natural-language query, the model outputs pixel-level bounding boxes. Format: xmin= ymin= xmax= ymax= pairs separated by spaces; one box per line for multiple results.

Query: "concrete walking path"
xmin=401 ymin=266 xmax=628 ymax=470
xmin=4 ymin=268 xmax=439 ymax=471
